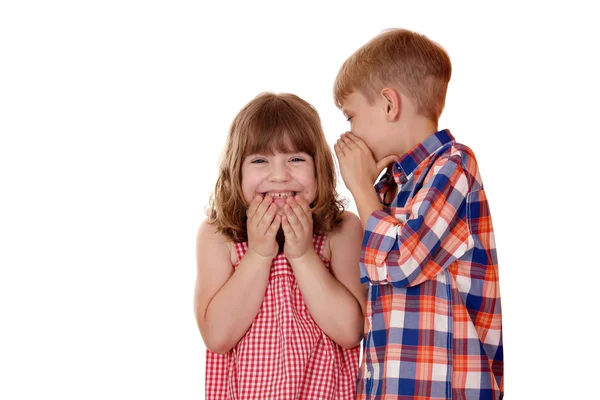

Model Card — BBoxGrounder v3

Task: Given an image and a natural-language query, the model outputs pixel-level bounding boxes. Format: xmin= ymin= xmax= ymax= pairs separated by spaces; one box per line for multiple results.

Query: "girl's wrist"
xmin=287 ymin=248 xmax=319 ymax=268
xmin=246 ymin=247 xmax=276 ymax=265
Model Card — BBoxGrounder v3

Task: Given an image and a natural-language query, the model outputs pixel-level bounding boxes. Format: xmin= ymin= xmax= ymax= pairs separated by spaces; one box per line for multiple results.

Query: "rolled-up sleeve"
xmin=361 ymin=157 xmax=472 ymax=288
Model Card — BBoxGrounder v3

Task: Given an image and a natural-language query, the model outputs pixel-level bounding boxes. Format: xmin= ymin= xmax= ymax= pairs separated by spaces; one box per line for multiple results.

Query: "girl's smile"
xmin=242 ymin=151 xmax=317 ymax=215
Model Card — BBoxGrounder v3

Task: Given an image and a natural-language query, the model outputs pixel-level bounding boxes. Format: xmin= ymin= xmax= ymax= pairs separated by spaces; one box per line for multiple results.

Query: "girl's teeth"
xmin=267 ymin=192 xmax=294 ymax=198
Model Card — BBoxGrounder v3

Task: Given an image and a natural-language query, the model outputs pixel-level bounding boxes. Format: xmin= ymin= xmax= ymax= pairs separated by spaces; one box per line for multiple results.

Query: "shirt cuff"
xmin=360 ymin=209 xmax=401 ymax=284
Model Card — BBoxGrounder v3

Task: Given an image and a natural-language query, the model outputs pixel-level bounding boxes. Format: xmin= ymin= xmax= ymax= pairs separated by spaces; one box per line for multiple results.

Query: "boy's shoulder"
xmin=427 ymin=140 xmax=483 ymax=190
xmin=420 ymin=138 xmax=477 ymax=170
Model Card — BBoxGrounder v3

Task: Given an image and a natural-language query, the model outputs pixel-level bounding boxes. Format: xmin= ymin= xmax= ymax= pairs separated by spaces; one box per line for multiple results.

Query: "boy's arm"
xmin=357 ymin=156 xmax=471 ymax=287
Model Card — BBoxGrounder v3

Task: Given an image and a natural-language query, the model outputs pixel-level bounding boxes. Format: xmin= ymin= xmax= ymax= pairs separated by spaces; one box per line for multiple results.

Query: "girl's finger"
xmin=246 ymin=194 xmax=263 ymax=219
xmin=258 ymin=203 xmax=277 ymax=233
xmin=281 ymin=215 xmax=295 ymax=240
xmin=287 ymin=197 xmax=309 ymax=229
xmin=267 ymin=215 xmax=281 ymax=236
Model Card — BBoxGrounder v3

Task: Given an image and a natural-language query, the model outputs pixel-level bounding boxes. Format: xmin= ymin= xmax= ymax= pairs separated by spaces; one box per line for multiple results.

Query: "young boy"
xmin=333 ymin=29 xmax=503 ymax=399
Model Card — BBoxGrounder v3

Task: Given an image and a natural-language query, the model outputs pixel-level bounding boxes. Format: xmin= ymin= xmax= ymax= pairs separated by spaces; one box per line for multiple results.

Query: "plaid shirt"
xmin=357 ymin=130 xmax=503 ymax=399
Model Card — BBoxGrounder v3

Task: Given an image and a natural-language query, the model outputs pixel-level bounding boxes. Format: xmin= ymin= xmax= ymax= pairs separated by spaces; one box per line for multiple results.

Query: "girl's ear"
xmin=380 ymin=87 xmax=401 ymax=121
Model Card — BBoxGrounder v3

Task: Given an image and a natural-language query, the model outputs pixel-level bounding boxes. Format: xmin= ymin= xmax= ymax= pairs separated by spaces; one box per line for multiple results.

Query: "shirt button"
xmin=365 ymin=370 xmax=371 ymax=378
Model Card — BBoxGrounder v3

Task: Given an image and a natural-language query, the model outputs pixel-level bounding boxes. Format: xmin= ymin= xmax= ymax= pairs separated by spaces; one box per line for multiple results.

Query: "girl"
xmin=195 ymin=92 xmax=365 ymax=399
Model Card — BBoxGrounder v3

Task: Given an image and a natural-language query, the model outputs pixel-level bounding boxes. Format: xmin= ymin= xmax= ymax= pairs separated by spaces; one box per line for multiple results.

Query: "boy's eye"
xmin=346 ymin=116 xmax=353 ymax=122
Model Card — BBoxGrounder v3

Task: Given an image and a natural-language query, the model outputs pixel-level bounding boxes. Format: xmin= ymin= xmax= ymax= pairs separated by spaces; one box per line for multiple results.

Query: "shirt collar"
xmin=374 ymin=129 xmax=455 ymax=200
xmin=393 ymin=129 xmax=455 ymax=184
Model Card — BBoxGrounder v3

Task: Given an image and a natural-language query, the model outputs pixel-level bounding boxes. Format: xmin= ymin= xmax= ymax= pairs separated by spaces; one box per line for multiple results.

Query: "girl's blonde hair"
xmin=207 ymin=92 xmax=345 ymax=242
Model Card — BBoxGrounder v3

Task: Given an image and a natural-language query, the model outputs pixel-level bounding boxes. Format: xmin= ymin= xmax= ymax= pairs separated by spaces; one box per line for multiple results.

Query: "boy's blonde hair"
xmin=334 ymin=28 xmax=451 ymax=123
xmin=208 ymin=92 xmax=345 ymax=242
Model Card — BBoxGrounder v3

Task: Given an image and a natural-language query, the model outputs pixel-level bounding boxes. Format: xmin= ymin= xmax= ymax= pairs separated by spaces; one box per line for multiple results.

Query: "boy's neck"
xmin=396 ymin=114 xmax=439 ymax=156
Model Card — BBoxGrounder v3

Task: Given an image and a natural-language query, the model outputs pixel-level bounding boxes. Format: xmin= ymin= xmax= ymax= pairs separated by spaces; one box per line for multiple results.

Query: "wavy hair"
xmin=207 ymin=92 xmax=346 ymax=242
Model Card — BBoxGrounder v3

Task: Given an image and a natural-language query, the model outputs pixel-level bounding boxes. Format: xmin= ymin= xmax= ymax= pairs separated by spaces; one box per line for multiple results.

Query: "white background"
xmin=1 ymin=1 xmax=598 ymax=398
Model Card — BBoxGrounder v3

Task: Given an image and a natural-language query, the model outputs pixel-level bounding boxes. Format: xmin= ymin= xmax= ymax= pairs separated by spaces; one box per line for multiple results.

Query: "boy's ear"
xmin=380 ymin=87 xmax=401 ymax=121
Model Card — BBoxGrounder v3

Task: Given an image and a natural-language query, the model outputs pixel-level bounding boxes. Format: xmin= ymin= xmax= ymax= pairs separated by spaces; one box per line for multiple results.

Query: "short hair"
xmin=207 ymin=92 xmax=345 ymax=242
xmin=334 ymin=28 xmax=452 ymax=123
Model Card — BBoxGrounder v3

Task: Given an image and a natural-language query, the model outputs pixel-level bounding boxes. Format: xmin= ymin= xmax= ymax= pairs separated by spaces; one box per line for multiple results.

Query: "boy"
xmin=333 ymin=29 xmax=503 ymax=399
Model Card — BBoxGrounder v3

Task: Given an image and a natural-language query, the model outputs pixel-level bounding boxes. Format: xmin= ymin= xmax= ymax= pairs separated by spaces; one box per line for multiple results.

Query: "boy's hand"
xmin=246 ymin=195 xmax=281 ymax=260
xmin=334 ymin=132 xmax=397 ymax=194
xmin=281 ymin=195 xmax=315 ymax=260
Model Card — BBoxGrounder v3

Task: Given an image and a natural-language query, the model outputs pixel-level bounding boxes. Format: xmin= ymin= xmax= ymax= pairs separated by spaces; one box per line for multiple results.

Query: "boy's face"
xmin=241 ymin=150 xmax=317 ymax=216
xmin=340 ymin=91 xmax=391 ymax=162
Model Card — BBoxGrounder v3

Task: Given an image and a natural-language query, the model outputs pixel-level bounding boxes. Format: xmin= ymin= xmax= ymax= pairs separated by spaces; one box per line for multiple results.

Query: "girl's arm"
xmin=194 ymin=220 xmax=273 ymax=354
xmin=285 ymin=201 xmax=366 ymax=348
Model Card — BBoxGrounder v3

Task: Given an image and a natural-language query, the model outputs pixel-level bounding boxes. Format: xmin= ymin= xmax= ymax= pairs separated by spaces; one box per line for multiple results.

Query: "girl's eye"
xmin=251 ymin=159 xmax=267 ymax=164
xmin=290 ymin=157 xmax=305 ymax=162
xmin=346 ymin=116 xmax=353 ymax=122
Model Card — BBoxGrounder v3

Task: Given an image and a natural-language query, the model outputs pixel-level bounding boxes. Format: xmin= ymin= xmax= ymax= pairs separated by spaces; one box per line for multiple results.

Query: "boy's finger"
xmin=352 ymin=135 xmax=371 ymax=153
xmin=336 ymin=138 xmax=350 ymax=152
xmin=334 ymin=142 xmax=345 ymax=157
xmin=376 ymin=154 xmax=399 ymax=171
xmin=340 ymin=134 xmax=356 ymax=149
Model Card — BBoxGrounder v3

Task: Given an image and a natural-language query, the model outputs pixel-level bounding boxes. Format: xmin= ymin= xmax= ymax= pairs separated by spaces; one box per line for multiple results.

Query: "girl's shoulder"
xmin=197 ymin=219 xmax=239 ymax=267
xmin=322 ymin=210 xmax=362 ymax=260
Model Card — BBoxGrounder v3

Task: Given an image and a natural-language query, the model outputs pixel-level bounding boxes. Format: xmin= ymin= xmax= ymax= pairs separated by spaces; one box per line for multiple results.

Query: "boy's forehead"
xmin=340 ymin=91 xmax=362 ymax=111
xmin=340 ymin=99 xmax=352 ymax=115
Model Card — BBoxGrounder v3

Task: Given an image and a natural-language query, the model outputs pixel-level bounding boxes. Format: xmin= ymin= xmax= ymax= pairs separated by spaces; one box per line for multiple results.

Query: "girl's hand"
xmin=282 ymin=195 xmax=314 ymax=260
xmin=246 ymin=195 xmax=280 ymax=260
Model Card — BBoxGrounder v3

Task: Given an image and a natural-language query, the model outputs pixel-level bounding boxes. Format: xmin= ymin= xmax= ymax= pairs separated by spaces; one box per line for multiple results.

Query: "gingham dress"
xmin=206 ymin=232 xmax=360 ymax=399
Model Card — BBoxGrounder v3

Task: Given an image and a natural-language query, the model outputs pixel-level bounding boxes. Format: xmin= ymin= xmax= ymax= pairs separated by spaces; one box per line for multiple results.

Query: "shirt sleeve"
xmin=360 ymin=156 xmax=472 ymax=288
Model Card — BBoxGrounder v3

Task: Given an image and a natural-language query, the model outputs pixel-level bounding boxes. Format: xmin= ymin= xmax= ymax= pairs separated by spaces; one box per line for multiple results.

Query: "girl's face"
xmin=241 ymin=150 xmax=317 ymax=216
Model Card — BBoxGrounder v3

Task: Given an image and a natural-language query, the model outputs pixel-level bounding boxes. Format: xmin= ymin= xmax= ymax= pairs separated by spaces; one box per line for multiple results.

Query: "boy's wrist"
xmin=352 ymin=186 xmax=384 ymax=228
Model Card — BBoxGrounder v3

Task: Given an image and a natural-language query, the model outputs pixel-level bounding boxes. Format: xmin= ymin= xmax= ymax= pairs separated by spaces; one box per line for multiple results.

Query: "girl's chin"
xmin=275 ymin=204 xmax=286 ymax=216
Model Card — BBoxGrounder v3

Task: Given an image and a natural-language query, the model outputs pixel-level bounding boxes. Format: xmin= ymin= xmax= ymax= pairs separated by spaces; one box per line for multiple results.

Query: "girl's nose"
xmin=268 ymin=163 xmax=291 ymax=182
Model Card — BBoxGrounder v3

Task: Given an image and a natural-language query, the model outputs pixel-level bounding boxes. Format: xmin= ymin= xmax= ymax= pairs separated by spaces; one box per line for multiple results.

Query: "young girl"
xmin=194 ymin=92 xmax=365 ymax=399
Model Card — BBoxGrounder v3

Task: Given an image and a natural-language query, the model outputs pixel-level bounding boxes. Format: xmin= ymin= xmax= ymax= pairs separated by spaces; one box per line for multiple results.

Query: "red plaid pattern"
xmin=206 ymin=232 xmax=360 ymax=399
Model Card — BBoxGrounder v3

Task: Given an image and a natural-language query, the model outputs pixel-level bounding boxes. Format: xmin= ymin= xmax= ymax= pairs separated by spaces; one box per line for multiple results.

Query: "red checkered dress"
xmin=206 ymin=232 xmax=360 ymax=399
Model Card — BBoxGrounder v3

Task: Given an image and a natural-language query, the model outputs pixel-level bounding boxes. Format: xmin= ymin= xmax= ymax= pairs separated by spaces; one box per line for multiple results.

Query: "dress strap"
xmin=312 ymin=230 xmax=328 ymax=259
xmin=233 ymin=241 xmax=247 ymax=266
